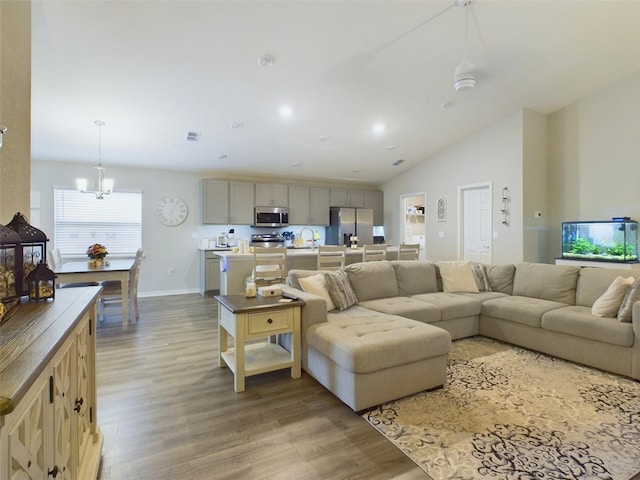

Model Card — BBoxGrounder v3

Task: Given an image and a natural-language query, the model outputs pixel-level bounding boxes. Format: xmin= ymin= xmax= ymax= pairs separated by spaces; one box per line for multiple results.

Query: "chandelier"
xmin=76 ymin=120 xmax=114 ymax=199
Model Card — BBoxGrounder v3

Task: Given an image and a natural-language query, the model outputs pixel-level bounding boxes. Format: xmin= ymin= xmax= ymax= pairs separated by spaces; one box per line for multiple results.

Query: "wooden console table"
xmin=215 ymin=294 xmax=304 ymax=392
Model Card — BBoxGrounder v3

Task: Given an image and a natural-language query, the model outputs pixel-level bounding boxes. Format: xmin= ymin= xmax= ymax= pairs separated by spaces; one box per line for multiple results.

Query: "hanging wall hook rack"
xmin=501 ymin=187 xmax=510 ymax=225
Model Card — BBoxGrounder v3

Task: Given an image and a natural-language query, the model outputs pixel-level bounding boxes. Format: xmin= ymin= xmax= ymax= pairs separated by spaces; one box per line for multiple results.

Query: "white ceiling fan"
xmin=356 ymin=0 xmax=484 ymax=92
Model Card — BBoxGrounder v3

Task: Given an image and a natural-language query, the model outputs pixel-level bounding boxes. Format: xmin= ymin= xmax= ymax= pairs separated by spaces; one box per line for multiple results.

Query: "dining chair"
xmin=317 ymin=245 xmax=346 ymax=270
xmin=251 ymin=247 xmax=287 ymax=287
xmin=398 ymin=243 xmax=420 ymax=261
xmin=50 ymin=247 xmax=100 ymax=288
xmin=98 ymin=249 xmax=144 ymax=323
xmin=363 ymin=244 xmax=387 ymax=262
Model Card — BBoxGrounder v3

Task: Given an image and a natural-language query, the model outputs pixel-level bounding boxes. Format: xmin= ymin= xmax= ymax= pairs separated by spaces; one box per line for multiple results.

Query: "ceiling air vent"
xmin=392 ymin=159 xmax=405 ymax=166
xmin=186 ymin=131 xmax=200 ymax=142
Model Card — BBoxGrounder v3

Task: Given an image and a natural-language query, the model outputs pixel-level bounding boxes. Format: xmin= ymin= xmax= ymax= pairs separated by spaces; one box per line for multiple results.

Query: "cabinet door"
xmin=254 ymin=184 xmax=273 ymax=206
xmin=74 ymin=316 xmax=94 ymax=477
xmin=205 ymin=257 xmax=221 ymax=291
xmin=51 ymin=337 xmax=76 ymax=480
xmin=229 ymin=182 xmax=255 ymax=225
xmin=347 ymin=189 xmax=365 ymax=208
xmin=5 ymin=374 xmax=49 ymax=480
xmin=309 ymin=187 xmax=330 ymax=225
xmin=364 ymin=190 xmax=384 ymax=225
xmin=288 ymin=186 xmax=310 ymax=224
xmin=271 ymin=184 xmax=288 ymax=207
xmin=201 ymin=180 xmax=229 ymax=224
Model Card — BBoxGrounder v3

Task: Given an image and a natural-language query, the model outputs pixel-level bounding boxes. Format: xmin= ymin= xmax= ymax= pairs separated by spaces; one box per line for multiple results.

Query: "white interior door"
xmin=460 ymin=184 xmax=492 ymax=263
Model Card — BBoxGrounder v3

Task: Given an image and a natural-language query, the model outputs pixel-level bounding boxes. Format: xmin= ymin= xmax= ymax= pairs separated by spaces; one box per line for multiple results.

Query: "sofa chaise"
xmin=277 ymin=260 xmax=640 ymax=412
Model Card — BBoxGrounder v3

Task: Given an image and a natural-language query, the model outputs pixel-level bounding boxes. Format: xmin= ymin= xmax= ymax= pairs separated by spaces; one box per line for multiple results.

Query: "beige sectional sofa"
xmin=278 ymin=260 xmax=640 ymax=412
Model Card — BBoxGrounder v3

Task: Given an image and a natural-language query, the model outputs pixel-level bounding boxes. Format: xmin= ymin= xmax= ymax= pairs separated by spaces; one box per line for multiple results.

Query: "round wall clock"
xmin=155 ymin=196 xmax=188 ymax=226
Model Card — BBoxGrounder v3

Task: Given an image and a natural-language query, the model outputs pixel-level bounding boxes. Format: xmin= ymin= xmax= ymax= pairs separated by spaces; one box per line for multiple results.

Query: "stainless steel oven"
xmin=254 ymin=207 xmax=289 ymax=227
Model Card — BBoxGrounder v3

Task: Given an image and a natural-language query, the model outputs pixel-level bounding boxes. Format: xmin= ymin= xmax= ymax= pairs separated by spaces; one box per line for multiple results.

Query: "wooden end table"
xmin=215 ymin=294 xmax=305 ymax=392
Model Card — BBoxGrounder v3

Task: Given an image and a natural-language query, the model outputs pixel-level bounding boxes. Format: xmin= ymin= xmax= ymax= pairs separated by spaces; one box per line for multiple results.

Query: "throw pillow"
xmin=591 ymin=276 xmax=634 ymax=318
xmin=471 ymin=263 xmax=492 ymax=292
xmin=324 ymin=270 xmax=358 ymax=311
xmin=617 ymin=276 xmax=640 ymax=322
xmin=298 ymin=273 xmax=336 ymax=312
xmin=437 ymin=261 xmax=479 ymax=293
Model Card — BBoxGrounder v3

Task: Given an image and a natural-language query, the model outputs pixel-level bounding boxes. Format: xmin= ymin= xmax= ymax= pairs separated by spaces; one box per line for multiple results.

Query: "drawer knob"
xmin=267 ymin=318 xmax=273 ymax=324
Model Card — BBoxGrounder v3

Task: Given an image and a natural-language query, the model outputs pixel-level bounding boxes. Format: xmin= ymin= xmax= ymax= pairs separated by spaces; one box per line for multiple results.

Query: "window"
xmin=54 ymin=189 xmax=142 ymax=258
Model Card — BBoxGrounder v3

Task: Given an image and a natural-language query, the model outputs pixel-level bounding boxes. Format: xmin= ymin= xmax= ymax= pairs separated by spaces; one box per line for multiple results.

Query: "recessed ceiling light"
xmin=291 ymin=162 xmax=302 ymax=167
xmin=392 ymin=159 xmax=405 ymax=166
xmin=279 ymin=105 xmax=293 ymax=119
xmin=386 ymin=145 xmax=397 ymax=150
xmin=230 ymin=122 xmax=244 ymax=129
xmin=216 ymin=154 xmax=228 ymax=160
xmin=317 ymin=135 xmax=329 ymax=142
xmin=372 ymin=122 xmax=386 ymax=135
xmin=352 ymin=169 xmax=362 ymax=173
xmin=258 ymin=55 xmax=275 ymax=67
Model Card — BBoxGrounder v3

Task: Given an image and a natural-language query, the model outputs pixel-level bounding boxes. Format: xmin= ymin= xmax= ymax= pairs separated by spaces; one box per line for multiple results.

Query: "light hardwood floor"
xmin=96 ymin=293 xmax=431 ymax=480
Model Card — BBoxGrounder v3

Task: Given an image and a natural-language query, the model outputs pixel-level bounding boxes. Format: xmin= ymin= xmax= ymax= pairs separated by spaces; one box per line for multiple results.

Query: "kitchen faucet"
xmin=298 ymin=227 xmax=315 ymax=249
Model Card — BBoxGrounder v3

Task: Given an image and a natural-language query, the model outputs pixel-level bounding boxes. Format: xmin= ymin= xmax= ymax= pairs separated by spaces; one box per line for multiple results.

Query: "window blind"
xmin=54 ymin=189 xmax=142 ymax=257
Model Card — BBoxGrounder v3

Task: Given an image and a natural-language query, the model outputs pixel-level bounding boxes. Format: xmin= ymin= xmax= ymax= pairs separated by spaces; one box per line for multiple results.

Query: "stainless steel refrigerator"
xmin=325 ymin=207 xmax=373 ymax=246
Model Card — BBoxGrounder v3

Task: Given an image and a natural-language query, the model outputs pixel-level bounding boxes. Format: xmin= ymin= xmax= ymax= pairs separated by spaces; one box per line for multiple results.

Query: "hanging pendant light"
xmin=76 ymin=120 xmax=114 ymax=199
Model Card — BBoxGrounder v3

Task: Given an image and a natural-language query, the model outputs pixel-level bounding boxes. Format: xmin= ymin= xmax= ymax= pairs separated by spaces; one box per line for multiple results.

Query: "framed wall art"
xmin=437 ymin=198 xmax=447 ymax=222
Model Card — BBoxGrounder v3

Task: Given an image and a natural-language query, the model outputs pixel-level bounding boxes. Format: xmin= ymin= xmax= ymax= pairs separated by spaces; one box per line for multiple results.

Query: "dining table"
xmin=53 ymin=258 xmax=135 ymax=331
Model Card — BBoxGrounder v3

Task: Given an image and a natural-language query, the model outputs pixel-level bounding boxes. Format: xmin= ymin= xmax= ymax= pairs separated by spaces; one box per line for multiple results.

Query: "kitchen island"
xmin=215 ymin=247 xmax=399 ymax=295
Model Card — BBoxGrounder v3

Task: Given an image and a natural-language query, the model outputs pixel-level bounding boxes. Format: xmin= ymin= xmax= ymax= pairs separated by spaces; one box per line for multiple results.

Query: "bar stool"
xmin=363 ymin=244 xmax=387 ymax=262
xmin=317 ymin=245 xmax=346 ymax=270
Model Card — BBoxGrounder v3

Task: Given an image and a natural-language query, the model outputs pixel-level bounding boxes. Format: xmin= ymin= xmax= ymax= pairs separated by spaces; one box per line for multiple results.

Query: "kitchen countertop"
xmin=214 ymin=246 xmax=398 ymax=258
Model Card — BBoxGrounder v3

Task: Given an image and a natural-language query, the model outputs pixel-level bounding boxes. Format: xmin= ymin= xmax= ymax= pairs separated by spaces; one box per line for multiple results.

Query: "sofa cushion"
xmin=481 ymin=296 xmax=569 ymax=328
xmin=512 ymin=263 xmax=580 ymax=304
xmin=390 ymin=261 xmax=439 ymax=296
xmin=298 ymin=273 xmax=336 ymax=312
xmin=471 ymin=263 xmax=492 ymax=291
xmin=618 ymin=276 xmax=640 ymax=322
xmin=591 ymin=276 xmax=634 ymax=318
xmin=486 ymin=264 xmax=516 ymax=294
xmin=287 ymin=269 xmax=322 ymax=290
xmin=437 ymin=261 xmax=479 ymax=293
xmin=576 ymin=267 xmax=637 ymax=307
xmin=459 ymin=291 xmax=509 ymax=302
xmin=542 ymin=306 xmax=634 ymax=347
xmin=345 ymin=261 xmax=399 ymax=301
xmin=325 ymin=270 xmax=358 ymax=310
xmin=411 ymin=292 xmax=481 ymax=320
xmin=307 ymin=306 xmax=451 ymax=374
xmin=359 ymin=297 xmax=441 ymax=323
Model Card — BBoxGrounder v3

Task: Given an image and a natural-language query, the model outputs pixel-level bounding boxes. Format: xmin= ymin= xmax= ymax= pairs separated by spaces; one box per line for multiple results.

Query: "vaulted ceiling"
xmin=31 ymin=1 xmax=640 ymax=184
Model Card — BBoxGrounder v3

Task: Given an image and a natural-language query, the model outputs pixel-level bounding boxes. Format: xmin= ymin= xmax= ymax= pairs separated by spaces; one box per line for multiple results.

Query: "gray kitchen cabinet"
xmin=364 ymin=190 xmax=384 ymax=225
xmin=288 ymin=186 xmax=330 ymax=225
xmin=201 ymin=179 xmax=229 ymax=224
xmin=201 ymin=180 xmax=254 ymax=225
xmin=329 ymin=188 xmax=365 ymax=208
xmin=255 ymin=183 xmax=288 ymax=207
xmin=200 ymin=251 xmax=221 ymax=294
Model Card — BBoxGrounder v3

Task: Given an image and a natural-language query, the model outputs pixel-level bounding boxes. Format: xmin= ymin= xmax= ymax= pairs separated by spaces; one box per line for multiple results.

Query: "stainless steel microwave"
xmin=254 ymin=207 xmax=289 ymax=227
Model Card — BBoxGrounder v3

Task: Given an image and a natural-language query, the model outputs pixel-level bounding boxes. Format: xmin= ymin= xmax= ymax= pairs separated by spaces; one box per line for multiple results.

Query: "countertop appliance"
xmin=254 ymin=207 xmax=289 ymax=227
xmin=216 ymin=231 xmax=228 ymax=247
xmin=325 ymin=207 xmax=373 ymax=246
xmin=250 ymin=233 xmax=285 ymax=248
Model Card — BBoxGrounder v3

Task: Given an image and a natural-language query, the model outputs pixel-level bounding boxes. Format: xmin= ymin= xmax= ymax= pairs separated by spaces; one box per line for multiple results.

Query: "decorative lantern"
xmin=6 ymin=212 xmax=48 ymax=296
xmin=26 ymin=262 xmax=56 ymax=302
xmin=0 ymin=224 xmax=22 ymax=304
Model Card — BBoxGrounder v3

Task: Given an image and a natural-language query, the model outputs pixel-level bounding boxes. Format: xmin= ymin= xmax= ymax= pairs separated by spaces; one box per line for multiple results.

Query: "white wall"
xmin=547 ymin=71 xmax=640 ymax=262
xmin=381 ymin=111 xmax=526 ymax=264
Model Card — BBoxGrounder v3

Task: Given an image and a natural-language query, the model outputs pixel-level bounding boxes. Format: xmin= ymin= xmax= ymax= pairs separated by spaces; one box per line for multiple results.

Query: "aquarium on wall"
xmin=562 ymin=218 xmax=638 ymax=263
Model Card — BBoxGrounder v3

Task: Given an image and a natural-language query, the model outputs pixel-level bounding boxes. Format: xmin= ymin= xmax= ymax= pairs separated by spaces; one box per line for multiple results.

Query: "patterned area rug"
xmin=363 ymin=337 xmax=640 ymax=480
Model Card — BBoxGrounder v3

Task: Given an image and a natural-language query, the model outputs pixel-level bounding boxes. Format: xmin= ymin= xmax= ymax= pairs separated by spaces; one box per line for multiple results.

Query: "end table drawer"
xmin=247 ymin=309 xmax=291 ymax=334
